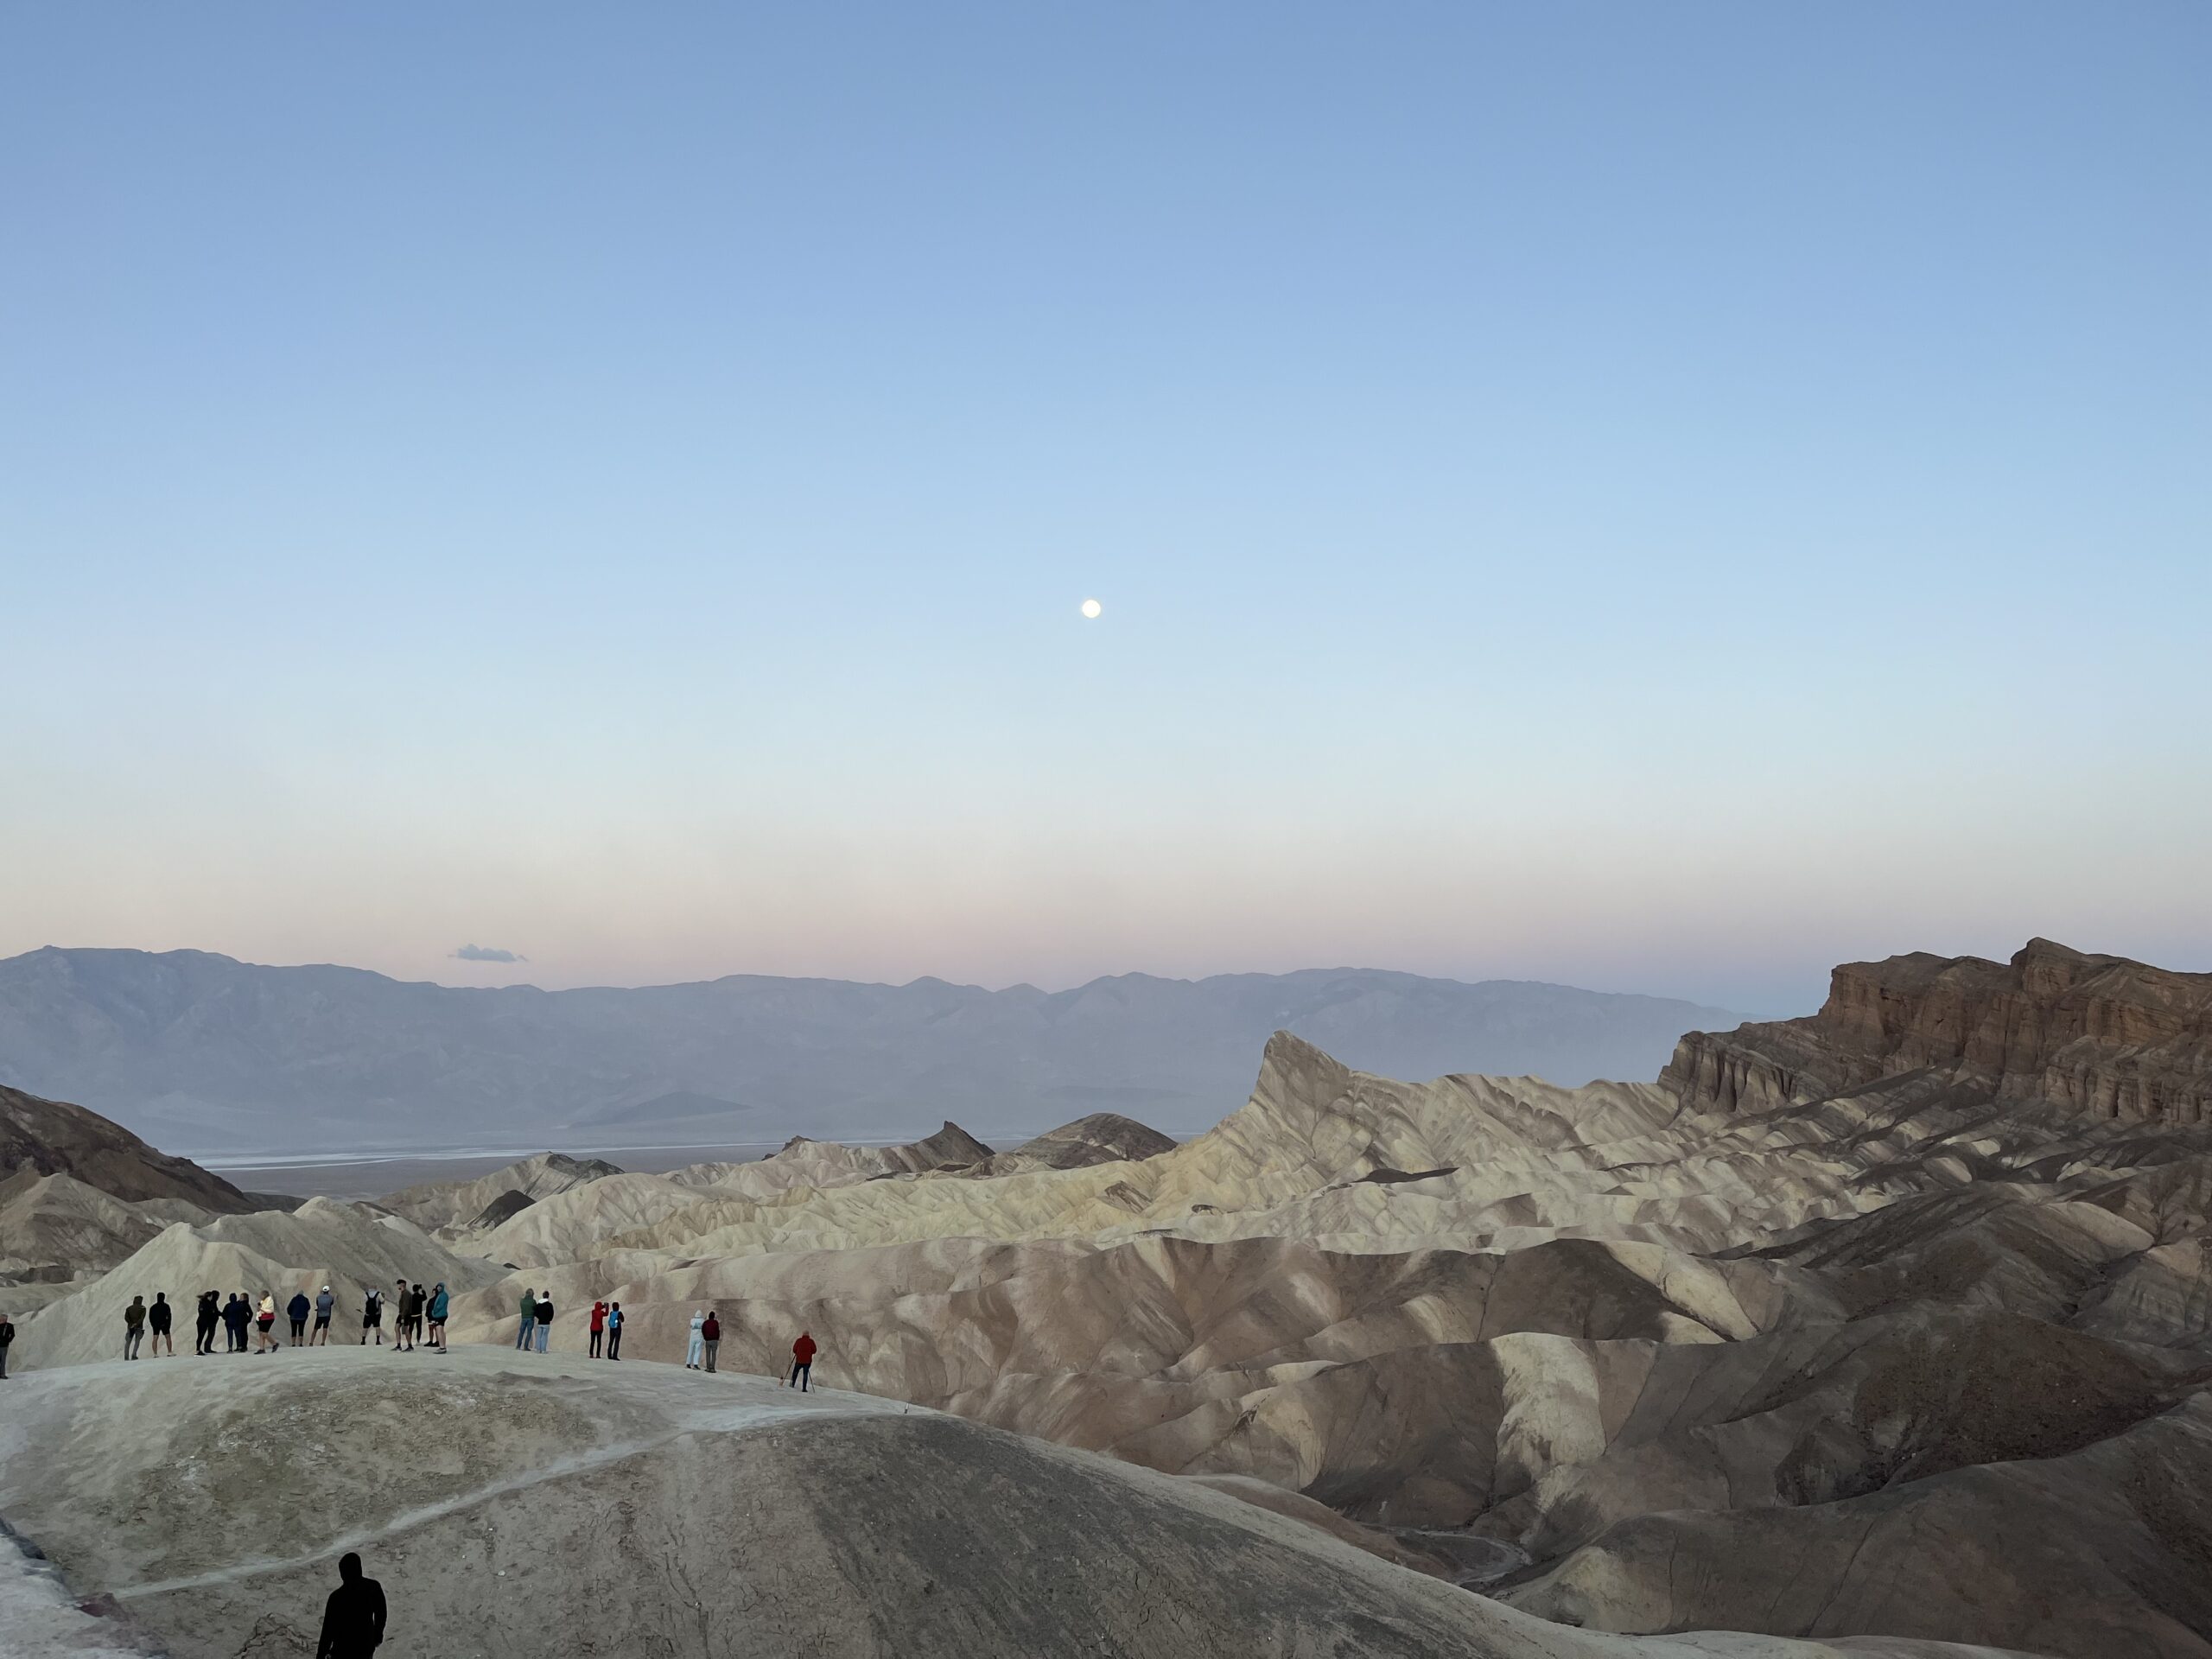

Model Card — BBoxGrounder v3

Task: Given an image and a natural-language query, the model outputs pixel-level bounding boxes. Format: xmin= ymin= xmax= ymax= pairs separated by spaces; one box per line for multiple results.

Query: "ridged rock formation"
xmin=0 ymin=1084 xmax=253 ymax=1213
xmin=1665 ymin=938 xmax=2212 ymax=1125
xmin=9 ymin=943 xmax=2212 ymax=1658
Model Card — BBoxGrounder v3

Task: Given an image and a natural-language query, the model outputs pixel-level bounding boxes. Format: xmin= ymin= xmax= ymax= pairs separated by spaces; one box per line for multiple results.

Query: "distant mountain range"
xmin=0 ymin=946 xmax=1751 ymax=1154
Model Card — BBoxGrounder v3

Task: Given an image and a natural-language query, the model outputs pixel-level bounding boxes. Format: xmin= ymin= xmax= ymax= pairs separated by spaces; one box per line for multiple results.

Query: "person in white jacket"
xmin=684 ymin=1310 xmax=705 ymax=1370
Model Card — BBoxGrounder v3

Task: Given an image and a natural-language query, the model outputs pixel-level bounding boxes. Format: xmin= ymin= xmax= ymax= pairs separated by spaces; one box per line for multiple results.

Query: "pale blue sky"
xmin=3 ymin=4 xmax=2206 ymax=1014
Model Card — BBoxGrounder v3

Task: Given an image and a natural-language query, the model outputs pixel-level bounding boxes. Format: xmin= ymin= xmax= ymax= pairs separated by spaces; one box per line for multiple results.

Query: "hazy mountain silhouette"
xmin=0 ymin=946 xmax=1748 ymax=1152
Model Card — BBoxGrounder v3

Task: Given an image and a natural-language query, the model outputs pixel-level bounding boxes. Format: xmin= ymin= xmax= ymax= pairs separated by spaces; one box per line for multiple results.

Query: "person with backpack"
xmin=788 ymin=1331 xmax=816 ymax=1391
xmin=588 ymin=1300 xmax=607 ymax=1357
xmin=701 ymin=1309 xmax=721 ymax=1373
xmin=196 ymin=1290 xmax=220 ymax=1355
xmin=148 ymin=1292 xmax=174 ymax=1357
xmin=605 ymin=1301 xmax=624 ymax=1361
xmin=533 ymin=1292 xmax=552 ymax=1352
xmin=313 ymin=1285 xmax=335 ymax=1344
xmin=0 ymin=1311 xmax=13 ymax=1379
xmin=360 ymin=1286 xmax=384 ymax=1345
xmin=123 ymin=1295 xmax=147 ymax=1360
xmin=426 ymin=1283 xmax=448 ymax=1351
xmin=288 ymin=1290 xmax=312 ymax=1345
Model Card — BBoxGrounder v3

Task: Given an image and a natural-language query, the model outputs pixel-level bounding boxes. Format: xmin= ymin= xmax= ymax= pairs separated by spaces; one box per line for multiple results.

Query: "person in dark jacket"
xmin=0 ymin=1312 xmax=15 ymax=1379
xmin=148 ymin=1291 xmax=174 ymax=1357
xmin=533 ymin=1293 xmax=552 ymax=1353
xmin=196 ymin=1291 xmax=219 ymax=1355
xmin=701 ymin=1309 xmax=721 ymax=1373
xmin=224 ymin=1293 xmax=251 ymax=1353
xmin=789 ymin=1331 xmax=816 ymax=1391
xmin=124 ymin=1295 xmax=147 ymax=1360
xmin=605 ymin=1301 xmax=624 ymax=1360
xmin=288 ymin=1291 xmax=312 ymax=1344
xmin=315 ymin=1550 xmax=386 ymax=1658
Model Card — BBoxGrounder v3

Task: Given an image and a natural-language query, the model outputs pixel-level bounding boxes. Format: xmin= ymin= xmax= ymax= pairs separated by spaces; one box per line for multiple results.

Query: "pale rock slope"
xmin=0 ymin=1347 xmax=2041 ymax=1659
xmin=14 ymin=1198 xmax=499 ymax=1368
xmin=376 ymin=1151 xmax=621 ymax=1235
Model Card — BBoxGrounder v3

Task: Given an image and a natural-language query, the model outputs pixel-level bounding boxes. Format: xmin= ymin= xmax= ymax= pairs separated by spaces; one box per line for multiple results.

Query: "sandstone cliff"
xmin=1664 ymin=938 xmax=2212 ymax=1125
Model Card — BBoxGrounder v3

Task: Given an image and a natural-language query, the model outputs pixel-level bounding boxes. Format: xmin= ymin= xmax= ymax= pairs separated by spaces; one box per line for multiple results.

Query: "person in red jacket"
xmin=588 ymin=1301 xmax=607 ymax=1358
xmin=700 ymin=1309 xmax=721 ymax=1373
xmin=788 ymin=1331 xmax=816 ymax=1392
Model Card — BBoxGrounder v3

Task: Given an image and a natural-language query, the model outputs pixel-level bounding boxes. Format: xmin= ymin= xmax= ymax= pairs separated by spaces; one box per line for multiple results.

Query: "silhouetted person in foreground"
xmin=0 ymin=1311 xmax=15 ymax=1379
xmin=316 ymin=1550 xmax=386 ymax=1659
xmin=224 ymin=1293 xmax=250 ymax=1353
xmin=789 ymin=1331 xmax=816 ymax=1391
xmin=605 ymin=1300 xmax=624 ymax=1360
xmin=149 ymin=1291 xmax=174 ymax=1356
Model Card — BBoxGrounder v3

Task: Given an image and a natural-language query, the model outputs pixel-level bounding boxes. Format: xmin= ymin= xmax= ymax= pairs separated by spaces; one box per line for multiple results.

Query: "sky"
xmin=3 ymin=4 xmax=2207 ymax=1017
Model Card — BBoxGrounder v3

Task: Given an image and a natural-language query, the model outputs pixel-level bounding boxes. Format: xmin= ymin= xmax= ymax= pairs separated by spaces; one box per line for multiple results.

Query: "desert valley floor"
xmin=4 ymin=938 xmax=2210 ymax=1657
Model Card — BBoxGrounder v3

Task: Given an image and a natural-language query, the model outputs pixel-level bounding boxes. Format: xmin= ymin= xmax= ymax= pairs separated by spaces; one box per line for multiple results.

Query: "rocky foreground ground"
xmin=3 ymin=938 xmax=2209 ymax=1656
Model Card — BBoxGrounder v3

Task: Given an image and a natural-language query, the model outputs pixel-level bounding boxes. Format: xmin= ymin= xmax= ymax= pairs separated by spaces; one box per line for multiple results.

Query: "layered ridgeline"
xmin=0 ymin=945 xmax=1746 ymax=1150
xmin=3 ymin=939 xmax=2210 ymax=1659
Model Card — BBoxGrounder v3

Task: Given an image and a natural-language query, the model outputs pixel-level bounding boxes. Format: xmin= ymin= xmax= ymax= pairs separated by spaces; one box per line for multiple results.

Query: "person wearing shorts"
xmin=361 ymin=1287 xmax=384 ymax=1345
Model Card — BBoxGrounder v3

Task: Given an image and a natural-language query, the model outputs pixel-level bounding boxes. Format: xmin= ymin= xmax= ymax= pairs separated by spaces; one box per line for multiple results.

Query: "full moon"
xmin=1080 ymin=597 xmax=1103 ymax=620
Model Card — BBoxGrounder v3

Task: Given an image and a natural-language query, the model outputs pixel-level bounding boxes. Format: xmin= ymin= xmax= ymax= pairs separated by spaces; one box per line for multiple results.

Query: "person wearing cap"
xmin=312 ymin=1284 xmax=335 ymax=1345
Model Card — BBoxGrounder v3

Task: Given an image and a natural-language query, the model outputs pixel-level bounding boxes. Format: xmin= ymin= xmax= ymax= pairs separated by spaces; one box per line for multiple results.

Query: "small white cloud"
xmin=451 ymin=944 xmax=524 ymax=963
